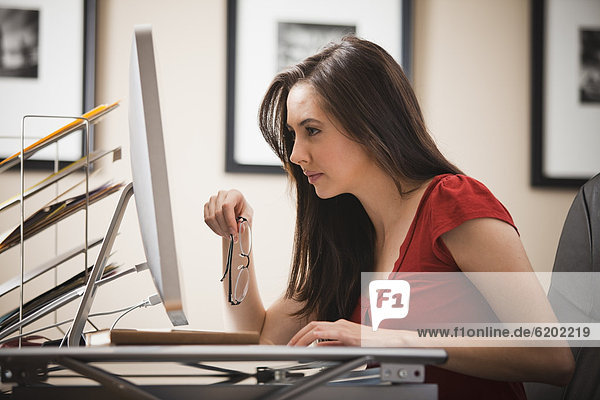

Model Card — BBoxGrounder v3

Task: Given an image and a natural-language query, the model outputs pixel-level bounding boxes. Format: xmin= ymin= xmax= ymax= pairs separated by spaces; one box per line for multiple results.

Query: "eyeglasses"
xmin=220 ymin=216 xmax=252 ymax=305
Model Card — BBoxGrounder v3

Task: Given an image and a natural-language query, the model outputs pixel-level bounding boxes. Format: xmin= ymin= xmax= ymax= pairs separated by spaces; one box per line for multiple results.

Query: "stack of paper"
xmin=0 ymin=182 xmax=124 ymax=254
xmin=0 ymin=101 xmax=120 ymax=173
xmin=0 ymin=264 xmax=119 ymax=333
xmin=0 ymin=147 xmax=121 ymax=214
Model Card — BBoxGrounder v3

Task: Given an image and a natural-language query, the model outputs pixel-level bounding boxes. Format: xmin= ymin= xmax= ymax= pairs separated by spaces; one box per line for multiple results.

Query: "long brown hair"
xmin=258 ymin=36 xmax=462 ymax=321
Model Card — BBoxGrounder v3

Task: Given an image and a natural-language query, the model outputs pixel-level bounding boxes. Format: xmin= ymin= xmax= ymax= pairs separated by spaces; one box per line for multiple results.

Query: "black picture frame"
xmin=225 ymin=0 xmax=414 ymax=174
xmin=531 ymin=0 xmax=600 ymax=187
xmin=0 ymin=0 xmax=96 ymax=171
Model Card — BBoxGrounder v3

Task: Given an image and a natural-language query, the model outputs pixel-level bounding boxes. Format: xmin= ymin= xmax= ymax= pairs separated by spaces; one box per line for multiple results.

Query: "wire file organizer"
xmin=0 ymin=104 xmax=123 ymax=347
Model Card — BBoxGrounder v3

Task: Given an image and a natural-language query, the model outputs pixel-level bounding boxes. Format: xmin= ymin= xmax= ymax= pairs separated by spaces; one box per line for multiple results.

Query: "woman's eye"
xmin=306 ymin=127 xmax=320 ymax=136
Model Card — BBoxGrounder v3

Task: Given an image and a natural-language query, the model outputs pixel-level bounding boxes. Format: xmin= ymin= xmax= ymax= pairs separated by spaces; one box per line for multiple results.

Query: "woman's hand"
xmin=204 ymin=190 xmax=254 ymax=242
xmin=288 ymin=319 xmax=413 ymax=347
xmin=288 ymin=319 xmax=362 ymax=347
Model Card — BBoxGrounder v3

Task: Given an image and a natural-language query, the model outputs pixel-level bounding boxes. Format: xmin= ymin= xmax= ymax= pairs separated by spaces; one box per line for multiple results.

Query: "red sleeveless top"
xmin=350 ymin=174 xmax=527 ymax=400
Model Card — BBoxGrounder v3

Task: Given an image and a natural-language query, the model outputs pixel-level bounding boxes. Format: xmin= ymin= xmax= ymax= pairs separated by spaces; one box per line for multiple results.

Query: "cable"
xmin=4 ymin=304 xmax=138 ymax=342
xmin=109 ymin=294 xmax=161 ymax=332
xmin=0 ymin=294 xmax=162 ymax=347
xmin=0 ymin=304 xmax=142 ymax=346
xmin=87 ymin=318 xmax=100 ymax=332
xmin=109 ymin=303 xmax=144 ymax=332
xmin=58 ymin=326 xmax=70 ymax=348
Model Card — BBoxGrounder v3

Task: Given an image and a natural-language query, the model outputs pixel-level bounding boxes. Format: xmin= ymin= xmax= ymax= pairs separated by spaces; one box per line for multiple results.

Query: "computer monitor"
xmin=64 ymin=25 xmax=186 ymax=346
xmin=128 ymin=24 xmax=188 ymax=326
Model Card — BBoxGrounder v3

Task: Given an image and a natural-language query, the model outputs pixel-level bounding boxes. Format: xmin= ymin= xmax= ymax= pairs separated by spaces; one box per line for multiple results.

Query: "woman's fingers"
xmin=288 ymin=319 xmax=361 ymax=347
xmin=315 ymin=340 xmax=344 ymax=347
xmin=288 ymin=322 xmax=327 ymax=346
xmin=204 ymin=190 xmax=253 ymax=241
xmin=203 ymin=196 xmax=222 ymax=235
xmin=288 ymin=321 xmax=337 ymax=346
xmin=214 ymin=190 xmax=234 ymax=237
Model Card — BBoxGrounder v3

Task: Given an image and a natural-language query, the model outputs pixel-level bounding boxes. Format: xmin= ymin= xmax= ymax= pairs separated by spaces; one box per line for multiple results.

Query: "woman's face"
xmin=286 ymin=83 xmax=374 ymax=199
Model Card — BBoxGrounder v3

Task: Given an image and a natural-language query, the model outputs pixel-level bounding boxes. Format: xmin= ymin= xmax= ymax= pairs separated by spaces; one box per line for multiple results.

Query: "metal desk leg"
xmin=262 ymin=356 xmax=372 ymax=400
xmin=57 ymin=357 xmax=161 ymax=400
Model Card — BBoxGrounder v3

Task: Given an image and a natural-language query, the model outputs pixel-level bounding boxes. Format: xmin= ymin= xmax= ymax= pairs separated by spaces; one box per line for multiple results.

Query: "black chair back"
xmin=526 ymin=173 xmax=600 ymax=399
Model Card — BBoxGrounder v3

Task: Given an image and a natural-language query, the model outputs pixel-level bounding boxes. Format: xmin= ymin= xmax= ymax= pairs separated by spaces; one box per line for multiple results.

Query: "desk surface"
xmin=0 ymin=345 xmax=447 ymax=364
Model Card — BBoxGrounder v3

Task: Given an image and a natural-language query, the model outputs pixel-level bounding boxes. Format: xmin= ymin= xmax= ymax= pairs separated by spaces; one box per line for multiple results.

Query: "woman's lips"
xmin=306 ymin=173 xmax=323 ymax=184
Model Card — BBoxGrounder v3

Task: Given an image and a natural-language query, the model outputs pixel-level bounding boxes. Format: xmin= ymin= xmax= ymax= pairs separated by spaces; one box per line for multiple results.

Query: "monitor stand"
xmin=67 ymin=183 xmax=136 ymax=347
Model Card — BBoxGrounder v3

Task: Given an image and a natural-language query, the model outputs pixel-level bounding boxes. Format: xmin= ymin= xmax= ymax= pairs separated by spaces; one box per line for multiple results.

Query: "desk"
xmin=0 ymin=345 xmax=447 ymax=399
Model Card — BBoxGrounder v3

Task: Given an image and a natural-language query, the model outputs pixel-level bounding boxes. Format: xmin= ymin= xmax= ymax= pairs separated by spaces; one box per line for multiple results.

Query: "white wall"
xmin=413 ymin=0 xmax=577 ymax=274
xmin=0 ymin=0 xmax=580 ymax=337
xmin=92 ymin=0 xmax=295 ymax=330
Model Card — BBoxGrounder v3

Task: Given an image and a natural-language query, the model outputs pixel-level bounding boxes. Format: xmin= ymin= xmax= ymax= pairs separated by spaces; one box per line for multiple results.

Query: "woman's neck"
xmin=353 ymin=170 xmax=431 ymax=246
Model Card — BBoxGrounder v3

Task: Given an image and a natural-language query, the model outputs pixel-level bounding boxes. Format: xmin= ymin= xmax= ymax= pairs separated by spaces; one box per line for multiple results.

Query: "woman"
xmin=204 ymin=36 xmax=573 ymax=399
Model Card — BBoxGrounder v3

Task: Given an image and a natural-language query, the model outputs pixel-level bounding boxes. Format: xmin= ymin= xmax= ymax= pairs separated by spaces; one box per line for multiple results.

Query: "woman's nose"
xmin=289 ymin=138 xmax=308 ymax=165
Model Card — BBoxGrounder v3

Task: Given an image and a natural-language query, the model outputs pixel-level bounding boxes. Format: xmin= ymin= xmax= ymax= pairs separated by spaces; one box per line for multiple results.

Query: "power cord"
xmin=0 ymin=294 xmax=163 ymax=348
xmin=109 ymin=294 xmax=162 ymax=332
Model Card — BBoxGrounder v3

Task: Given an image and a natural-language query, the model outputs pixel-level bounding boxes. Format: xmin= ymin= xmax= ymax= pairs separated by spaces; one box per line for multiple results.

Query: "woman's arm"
xmin=261 ymin=296 xmax=313 ymax=345
xmin=437 ymin=217 xmax=574 ymax=385
xmin=220 ymin=237 xmax=310 ymax=344
xmin=289 ymin=218 xmax=575 ymax=385
xmin=204 ymin=189 xmax=309 ymax=344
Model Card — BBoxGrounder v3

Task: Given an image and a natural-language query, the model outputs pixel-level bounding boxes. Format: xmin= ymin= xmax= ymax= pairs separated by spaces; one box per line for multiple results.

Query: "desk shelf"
xmin=0 ymin=104 xmax=121 ymax=344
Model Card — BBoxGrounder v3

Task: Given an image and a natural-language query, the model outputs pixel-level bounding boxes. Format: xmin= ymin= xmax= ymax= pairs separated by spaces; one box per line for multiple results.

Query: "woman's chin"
xmin=314 ymin=187 xmax=341 ymax=200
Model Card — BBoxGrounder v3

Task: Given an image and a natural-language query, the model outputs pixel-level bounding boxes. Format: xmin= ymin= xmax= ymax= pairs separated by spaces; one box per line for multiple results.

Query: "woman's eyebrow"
xmin=286 ymin=118 xmax=321 ymax=130
xmin=299 ymin=118 xmax=320 ymax=126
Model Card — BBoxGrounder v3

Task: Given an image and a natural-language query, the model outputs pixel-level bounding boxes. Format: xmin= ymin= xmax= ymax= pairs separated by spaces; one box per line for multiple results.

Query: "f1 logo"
xmin=369 ymin=280 xmax=410 ymax=331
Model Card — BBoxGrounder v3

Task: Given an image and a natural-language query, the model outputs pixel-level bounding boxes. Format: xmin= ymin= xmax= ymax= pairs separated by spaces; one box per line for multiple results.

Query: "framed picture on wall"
xmin=225 ymin=0 xmax=413 ymax=173
xmin=0 ymin=0 xmax=96 ymax=170
xmin=531 ymin=0 xmax=600 ymax=187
